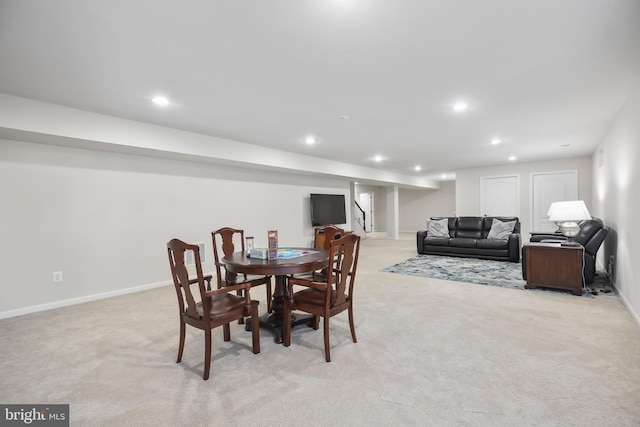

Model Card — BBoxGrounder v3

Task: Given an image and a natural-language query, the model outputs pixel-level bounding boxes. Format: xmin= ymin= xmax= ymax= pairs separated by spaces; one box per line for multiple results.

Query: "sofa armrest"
xmin=507 ymin=233 xmax=521 ymax=262
xmin=417 ymin=230 xmax=427 ymax=253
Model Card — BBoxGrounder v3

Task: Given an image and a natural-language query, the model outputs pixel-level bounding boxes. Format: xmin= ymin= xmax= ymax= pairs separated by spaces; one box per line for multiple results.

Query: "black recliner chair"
xmin=522 ymin=218 xmax=608 ymax=286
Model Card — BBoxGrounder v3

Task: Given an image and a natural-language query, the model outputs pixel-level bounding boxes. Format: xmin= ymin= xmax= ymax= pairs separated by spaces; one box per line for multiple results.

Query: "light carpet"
xmin=1 ymin=234 xmax=638 ymax=426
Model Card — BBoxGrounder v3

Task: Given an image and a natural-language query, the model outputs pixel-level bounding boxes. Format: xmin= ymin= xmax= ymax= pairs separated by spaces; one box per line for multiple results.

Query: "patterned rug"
xmin=381 ymin=254 xmax=526 ymax=290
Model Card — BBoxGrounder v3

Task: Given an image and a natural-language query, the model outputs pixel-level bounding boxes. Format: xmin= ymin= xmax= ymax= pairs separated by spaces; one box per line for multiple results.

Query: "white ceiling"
xmin=1 ymin=0 xmax=639 ymax=181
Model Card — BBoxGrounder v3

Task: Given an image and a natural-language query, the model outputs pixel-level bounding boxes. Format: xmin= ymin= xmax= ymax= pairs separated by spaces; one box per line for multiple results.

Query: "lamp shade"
xmin=547 ymin=200 xmax=592 ymax=222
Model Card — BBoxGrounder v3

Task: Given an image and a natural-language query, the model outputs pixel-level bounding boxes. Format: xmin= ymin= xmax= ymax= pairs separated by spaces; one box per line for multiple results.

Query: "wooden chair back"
xmin=212 ymin=227 xmax=246 ymax=288
xmin=167 ymin=238 xmax=208 ymax=321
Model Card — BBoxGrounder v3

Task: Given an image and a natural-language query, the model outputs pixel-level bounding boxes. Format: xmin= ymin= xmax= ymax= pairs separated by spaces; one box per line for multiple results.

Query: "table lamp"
xmin=547 ymin=200 xmax=591 ymax=247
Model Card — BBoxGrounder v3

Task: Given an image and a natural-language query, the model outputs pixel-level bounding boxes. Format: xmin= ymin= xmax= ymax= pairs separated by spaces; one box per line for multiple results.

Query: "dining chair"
xmin=283 ymin=233 xmax=361 ymax=362
xmin=293 ymin=225 xmax=348 ymax=282
xmin=167 ymin=238 xmax=260 ymax=380
xmin=212 ymin=227 xmax=273 ymax=314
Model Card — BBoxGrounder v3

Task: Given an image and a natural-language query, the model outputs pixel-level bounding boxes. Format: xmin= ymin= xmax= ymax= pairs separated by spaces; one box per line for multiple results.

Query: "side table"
xmin=524 ymin=242 xmax=584 ymax=296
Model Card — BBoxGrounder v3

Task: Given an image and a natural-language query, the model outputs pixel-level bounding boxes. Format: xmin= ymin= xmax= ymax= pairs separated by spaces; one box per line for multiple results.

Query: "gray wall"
xmin=399 ymin=181 xmax=456 ymax=232
xmin=592 ymin=82 xmax=640 ymax=325
xmin=0 ymin=139 xmax=350 ymax=317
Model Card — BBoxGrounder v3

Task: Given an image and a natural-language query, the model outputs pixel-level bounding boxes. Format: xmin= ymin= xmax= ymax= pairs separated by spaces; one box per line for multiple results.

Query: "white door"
xmin=531 ymin=170 xmax=578 ymax=232
xmin=480 ymin=175 xmax=519 ymax=217
xmin=358 ymin=193 xmax=374 ymax=232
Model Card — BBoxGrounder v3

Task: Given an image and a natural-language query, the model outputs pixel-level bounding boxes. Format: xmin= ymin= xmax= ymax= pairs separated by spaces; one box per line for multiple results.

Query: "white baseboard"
xmin=617 ymin=289 xmax=640 ymax=329
xmin=0 ymin=280 xmax=172 ymax=320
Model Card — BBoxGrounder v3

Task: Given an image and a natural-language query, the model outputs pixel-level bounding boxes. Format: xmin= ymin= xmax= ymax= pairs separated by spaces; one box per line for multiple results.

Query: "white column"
xmin=386 ymin=185 xmax=400 ymax=239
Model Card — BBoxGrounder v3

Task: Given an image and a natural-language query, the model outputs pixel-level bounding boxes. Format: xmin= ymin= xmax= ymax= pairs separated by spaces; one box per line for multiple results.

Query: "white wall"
xmin=0 ymin=139 xmax=350 ymax=317
xmin=399 ymin=181 xmax=456 ymax=232
xmin=592 ymin=82 xmax=640 ymax=325
xmin=455 ymin=156 xmax=593 ymax=242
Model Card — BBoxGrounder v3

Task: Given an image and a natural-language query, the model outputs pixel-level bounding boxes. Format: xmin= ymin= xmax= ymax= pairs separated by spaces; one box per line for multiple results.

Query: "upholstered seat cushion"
xmin=423 ymin=237 xmax=450 ymax=246
xmin=477 ymin=239 xmax=509 ymax=249
xmin=449 ymin=238 xmax=477 ymax=248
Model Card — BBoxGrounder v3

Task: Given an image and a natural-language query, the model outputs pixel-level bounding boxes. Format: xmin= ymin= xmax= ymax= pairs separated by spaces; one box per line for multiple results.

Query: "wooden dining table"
xmin=222 ymin=248 xmax=329 ymax=343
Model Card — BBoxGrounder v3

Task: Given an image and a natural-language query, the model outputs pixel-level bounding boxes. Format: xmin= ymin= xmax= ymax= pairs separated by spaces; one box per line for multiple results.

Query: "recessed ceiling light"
xmin=374 ymin=155 xmax=383 ymax=162
xmin=152 ymin=95 xmax=169 ymax=106
xmin=508 ymin=155 xmax=517 ymax=161
xmin=490 ymin=138 xmax=502 ymax=145
xmin=441 ymin=174 xmax=447 ymax=179
xmin=452 ymin=101 xmax=468 ymax=112
xmin=414 ymin=166 xmax=422 ymax=172
xmin=305 ymin=136 xmax=317 ymax=145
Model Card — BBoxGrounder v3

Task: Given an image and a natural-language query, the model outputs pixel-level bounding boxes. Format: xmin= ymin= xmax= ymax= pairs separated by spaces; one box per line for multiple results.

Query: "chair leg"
xmin=203 ymin=328 xmax=212 ymax=380
xmin=266 ymin=282 xmax=272 ymax=313
xmin=282 ymin=300 xmax=292 ymax=347
xmin=250 ymin=301 xmax=260 ymax=354
xmin=323 ymin=316 xmax=331 ymax=362
xmin=312 ymin=315 xmax=320 ymax=330
xmin=223 ymin=323 xmax=231 ymax=341
xmin=177 ymin=320 xmax=186 ymax=363
xmin=237 ymin=290 xmax=245 ymax=324
xmin=348 ymin=303 xmax=357 ymax=343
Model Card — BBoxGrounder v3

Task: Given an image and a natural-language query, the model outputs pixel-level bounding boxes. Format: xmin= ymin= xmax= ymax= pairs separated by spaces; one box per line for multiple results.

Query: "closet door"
xmin=531 ymin=170 xmax=578 ymax=232
xmin=481 ymin=175 xmax=519 ymax=217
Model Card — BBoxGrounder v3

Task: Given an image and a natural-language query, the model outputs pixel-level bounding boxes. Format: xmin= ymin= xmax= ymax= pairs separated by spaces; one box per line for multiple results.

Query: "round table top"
xmin=222 ymin=248 xmax=329 ymax=276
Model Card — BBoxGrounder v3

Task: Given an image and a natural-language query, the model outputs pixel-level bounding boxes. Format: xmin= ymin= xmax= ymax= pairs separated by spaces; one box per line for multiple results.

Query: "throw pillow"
xmin=487 ymin=219 xmax=516 ymax=240
xmin=426 ymin=218 xmax=449 ymax=238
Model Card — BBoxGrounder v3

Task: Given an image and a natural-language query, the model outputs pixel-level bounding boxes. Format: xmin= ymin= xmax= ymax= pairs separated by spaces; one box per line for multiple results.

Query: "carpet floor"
xmin=1 ymin=233 xmax=638 ymax=426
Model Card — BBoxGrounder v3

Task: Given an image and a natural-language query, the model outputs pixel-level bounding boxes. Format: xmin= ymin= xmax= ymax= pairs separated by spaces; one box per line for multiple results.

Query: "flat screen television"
xmin=310 ymin=193 xmax=347 ymax=226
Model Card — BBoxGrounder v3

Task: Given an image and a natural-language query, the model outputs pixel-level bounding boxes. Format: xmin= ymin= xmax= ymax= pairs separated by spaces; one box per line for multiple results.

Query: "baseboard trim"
xmin=0 ymin=280 xmax=172 ymax=320
xmin=617 ymin=289 xmax=640 ymax=329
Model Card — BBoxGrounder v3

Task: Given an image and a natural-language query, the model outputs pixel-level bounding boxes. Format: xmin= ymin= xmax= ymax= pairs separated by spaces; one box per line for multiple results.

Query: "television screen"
xmin=310 ymin=194 xmax=347 ymax=226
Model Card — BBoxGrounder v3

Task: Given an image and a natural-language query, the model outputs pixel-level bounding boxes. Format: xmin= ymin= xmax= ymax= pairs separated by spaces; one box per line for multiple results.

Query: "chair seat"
xmin=225 ymin=273 xmax=270 ymax=286
xmin=195 ymin=294 xmax=248 ymax=318
xmin=291 ymin=270 xmax=328 ymax=282
xmin=293 ymin=288 xmax=339 ymax=305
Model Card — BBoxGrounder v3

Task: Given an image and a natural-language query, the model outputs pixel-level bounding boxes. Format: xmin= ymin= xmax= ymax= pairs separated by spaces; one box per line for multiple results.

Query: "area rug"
xmin=381 ymin=254 xmax=526 ymax=290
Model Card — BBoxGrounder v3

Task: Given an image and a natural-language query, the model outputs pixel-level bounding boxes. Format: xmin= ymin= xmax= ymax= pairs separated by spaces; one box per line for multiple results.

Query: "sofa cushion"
xmin=423 ymin=237 xmax=450 ymax=247
xmin=449 ymin=238 xmax=477 ymax=248
xmin=426 ymin=218 xmax=450 ymax=237
xmin=487 ymin=218 xmax=517 ymax=240
xmin=477 ymin=239 xmax=509 ymax=249
xmin=455 ymin=217 xmax=484 ymax=239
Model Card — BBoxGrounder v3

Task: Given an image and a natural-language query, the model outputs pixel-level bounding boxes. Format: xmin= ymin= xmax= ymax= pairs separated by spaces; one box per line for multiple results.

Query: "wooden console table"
xmin=524 ymin=242 xmax=584 ymax=296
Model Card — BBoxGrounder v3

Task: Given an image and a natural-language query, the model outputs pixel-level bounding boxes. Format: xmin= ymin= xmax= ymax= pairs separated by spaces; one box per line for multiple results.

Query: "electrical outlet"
xmin=53 ymin=271 xmax=63 ymax=282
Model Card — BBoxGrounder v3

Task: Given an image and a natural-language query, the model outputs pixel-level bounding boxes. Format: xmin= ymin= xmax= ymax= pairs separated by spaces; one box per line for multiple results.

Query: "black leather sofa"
xmin=521 ymin=218 xmax=608 ymax=285
xmin=416 ymin=216 xmax=521 ymax=262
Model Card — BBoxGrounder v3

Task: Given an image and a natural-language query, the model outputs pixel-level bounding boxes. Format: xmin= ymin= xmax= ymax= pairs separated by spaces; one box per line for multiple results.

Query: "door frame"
xmin=358 ymin=192 xmax=375 ymax=232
